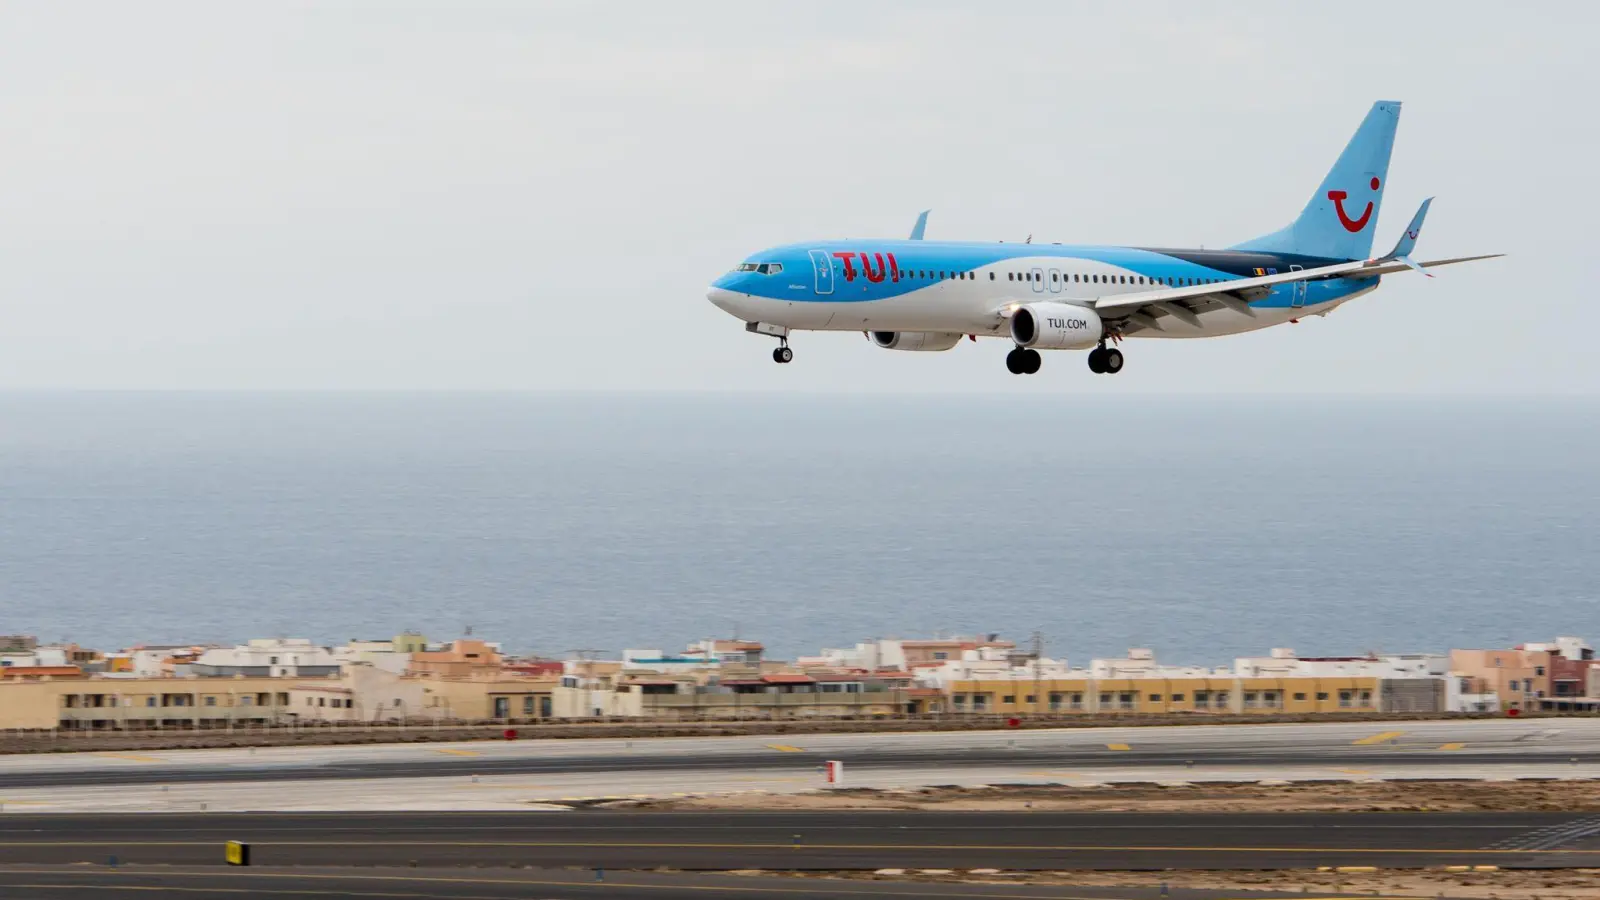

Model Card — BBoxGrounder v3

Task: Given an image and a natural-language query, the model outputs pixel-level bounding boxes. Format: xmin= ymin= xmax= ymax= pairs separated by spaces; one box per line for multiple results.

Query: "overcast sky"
xmin=0 ymin=1 xmax=1591 ymax=393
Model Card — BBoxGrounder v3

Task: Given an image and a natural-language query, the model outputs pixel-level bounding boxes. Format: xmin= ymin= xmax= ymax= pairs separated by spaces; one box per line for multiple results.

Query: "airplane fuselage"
xmin=708 ymin=240 xmax=1380 ymax=341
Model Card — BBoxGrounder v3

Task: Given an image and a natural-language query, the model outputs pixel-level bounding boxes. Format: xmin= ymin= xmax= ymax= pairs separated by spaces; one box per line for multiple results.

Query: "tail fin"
xmin=1232 ymin=101 xmax=1402 ymax=260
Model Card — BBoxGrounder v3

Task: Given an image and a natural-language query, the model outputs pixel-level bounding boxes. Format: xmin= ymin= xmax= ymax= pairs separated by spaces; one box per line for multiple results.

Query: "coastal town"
xmin=2 ymin=630 xmax=1596 ymax=731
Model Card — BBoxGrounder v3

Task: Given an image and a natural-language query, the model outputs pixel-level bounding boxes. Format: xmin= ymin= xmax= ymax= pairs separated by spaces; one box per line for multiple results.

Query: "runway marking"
xmin=1106 ymin=743 xmax=1131 ymax=751
xmin=434 ymin=748 xmax=480 ymax=757
xmin=766 ymin=744 xmax=805 ymax=752
xmin=1439 ymin=742 xmax=1466 ymax=751
xmin=94 ymin=753 xmax=164 ymax=763
xmin=1353 ymin=730 xmax=1405 ymax=745
xmin=0 ymin=867 xmax=1236 ymax=899
xmin=1332 ymin=768 xmax=1373 ymax=775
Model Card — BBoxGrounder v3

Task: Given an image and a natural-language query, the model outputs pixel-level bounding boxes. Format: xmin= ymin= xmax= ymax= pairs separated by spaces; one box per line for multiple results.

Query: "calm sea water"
xmin=1 ymin=392 xmax=1596 ymax=665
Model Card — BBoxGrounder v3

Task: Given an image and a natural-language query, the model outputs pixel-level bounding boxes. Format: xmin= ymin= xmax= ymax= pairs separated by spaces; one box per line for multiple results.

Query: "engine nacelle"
xmin=1009 ymin=302 xmax=1102 ymax=350
xmin=870 ymin=331 xmax=963 ymax=352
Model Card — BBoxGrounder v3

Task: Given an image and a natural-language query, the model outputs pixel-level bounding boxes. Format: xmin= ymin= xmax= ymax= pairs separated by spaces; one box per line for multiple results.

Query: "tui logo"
xmin=1329 ymin=177 xmax=1381 ymax=233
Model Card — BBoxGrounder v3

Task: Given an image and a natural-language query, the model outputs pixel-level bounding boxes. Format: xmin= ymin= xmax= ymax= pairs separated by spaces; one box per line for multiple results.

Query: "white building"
xmin=799 ymin=639 xmax=910 ymax=672
xmin=1091 ymin=648 xmax=1227 ymax=680
xmin=1233 ymin=648 xmax=1448 ymax=679
xmin=192 ymin=639 xmax=340 ymax=678
xmin=333 ymin=639 xmax=412 ymax=675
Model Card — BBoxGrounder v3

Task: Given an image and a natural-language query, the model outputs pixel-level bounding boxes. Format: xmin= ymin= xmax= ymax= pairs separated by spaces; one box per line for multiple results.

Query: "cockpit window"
xmin=736 ymin=262 xmax=783 ymax=275
xmin=736 ymin=263 xmax=759 ymax=272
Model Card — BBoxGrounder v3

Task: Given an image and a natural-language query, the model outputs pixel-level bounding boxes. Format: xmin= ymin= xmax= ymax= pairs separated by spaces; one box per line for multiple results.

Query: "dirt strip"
xmin=728 ymin=869 xmax=1600 ymax=900
xmin=628 ymin=780 xmax=1600 ymax=813
xmin=0 ymin=711 xmax=1506 ymax=755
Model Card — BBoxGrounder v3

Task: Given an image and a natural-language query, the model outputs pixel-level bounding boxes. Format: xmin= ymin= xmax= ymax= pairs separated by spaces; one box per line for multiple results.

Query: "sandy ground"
xmin=629 ymin=779 xmax=1600 ymax=813
xmin=737 ymin=869 xmax=1600 ymax=900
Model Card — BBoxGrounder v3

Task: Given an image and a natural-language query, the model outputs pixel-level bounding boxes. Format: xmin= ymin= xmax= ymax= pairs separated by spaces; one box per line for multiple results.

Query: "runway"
xmin=0 ymin=865 xmax=1412 ymax=900
xmin=0 ymin=719 xmax=1596 ymax=811
xmin=5 ymin=810 xmax=1600 ymax=870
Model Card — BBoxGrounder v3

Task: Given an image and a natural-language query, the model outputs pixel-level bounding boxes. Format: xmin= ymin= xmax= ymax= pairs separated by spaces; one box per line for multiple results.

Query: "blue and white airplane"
xmin=707 ymin=101 xmax=1500 ymax=374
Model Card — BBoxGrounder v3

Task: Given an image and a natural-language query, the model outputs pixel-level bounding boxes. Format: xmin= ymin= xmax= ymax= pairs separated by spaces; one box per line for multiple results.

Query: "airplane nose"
xmin=707 ymin=286 xmax=738 ymax=314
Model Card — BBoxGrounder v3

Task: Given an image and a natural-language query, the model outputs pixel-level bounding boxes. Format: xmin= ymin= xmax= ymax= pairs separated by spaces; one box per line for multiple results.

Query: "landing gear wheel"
xmin=1087 ymin=348 xmax=1107 ymax=374
xmin=773 ymin=346 xmax=793 ymax=364
xmin=1102 ymin=347 xmax=1124 ymax=374
xmin=1005 ymin=347 xmax=1025 ymax=375
xmin=1021 ymin=349 xmax=1041 ymax=375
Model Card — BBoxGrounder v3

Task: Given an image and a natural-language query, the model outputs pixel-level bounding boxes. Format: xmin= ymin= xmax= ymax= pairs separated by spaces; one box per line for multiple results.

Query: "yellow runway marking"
xmin=1353 ymin=730 xmax=1405 ymax=745
xmin=0 ymin=868 xmax=1429 ymax=900
xmin=434 ymin=748 xmax=480 ymax=756
xmin=765 ymin=744 xmax=805 ymax=752
xmin=1106 ymin=743 xmax=1131 ymax=751
xmin=1438 ymin=742 xmax=1466 ymax=751
xmin=1332 ymin=767 xmax=1373 ymax=775
xmin=95 ymin=753 xmax=164 ymax=762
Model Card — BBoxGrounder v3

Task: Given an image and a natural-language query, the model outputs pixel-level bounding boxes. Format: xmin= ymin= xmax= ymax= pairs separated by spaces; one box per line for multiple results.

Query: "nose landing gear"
xmin=745 ymin=322 xmax=793 ymax=364
xmin=1005 ymin=347 xmax=1041 ymax=375
xmin=1086 ymin=343 xmax=1124 ymax=375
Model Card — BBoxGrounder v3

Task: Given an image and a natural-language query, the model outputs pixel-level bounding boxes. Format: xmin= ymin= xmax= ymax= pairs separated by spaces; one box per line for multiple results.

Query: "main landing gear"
xmin=772 ymin=343 xmax=793 ymax=364
xmin=1005 ymin=347 xmax=1041 ymax=375
xmin=1087 ymin=343 xmax=1124 ymax=375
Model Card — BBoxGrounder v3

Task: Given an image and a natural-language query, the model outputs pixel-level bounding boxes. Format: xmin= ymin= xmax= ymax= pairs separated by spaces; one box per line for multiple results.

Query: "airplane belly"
xmin=816 ymin=288 xmax=997 ymax=334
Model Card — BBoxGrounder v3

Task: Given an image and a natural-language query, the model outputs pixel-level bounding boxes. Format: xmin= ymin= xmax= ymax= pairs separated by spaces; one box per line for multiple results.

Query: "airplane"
xmin=706 ymin=101 xmax=1501 ymax=374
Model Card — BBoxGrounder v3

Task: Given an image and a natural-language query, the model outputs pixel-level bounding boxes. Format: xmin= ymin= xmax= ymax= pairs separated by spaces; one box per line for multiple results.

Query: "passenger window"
xmin=1008 ymin=273 xmax=1014 ymax=281
xmin=989 ymin=273 xmax=995 ymax=280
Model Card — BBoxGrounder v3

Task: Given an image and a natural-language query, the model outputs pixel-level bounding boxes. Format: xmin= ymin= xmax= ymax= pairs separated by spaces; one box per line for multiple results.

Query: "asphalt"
xmin=1 ymin=719 xmax=1596 ymax=790
xmin=0 ymin=865 xmax=1410 ymax=900
xmin=4 ymin=810 xmax=1600 ymax=871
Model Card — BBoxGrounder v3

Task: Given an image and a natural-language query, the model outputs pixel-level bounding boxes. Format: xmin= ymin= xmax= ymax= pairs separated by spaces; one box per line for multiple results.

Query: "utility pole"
xmin=1032 ymin=630 xmax=1045 ymax=716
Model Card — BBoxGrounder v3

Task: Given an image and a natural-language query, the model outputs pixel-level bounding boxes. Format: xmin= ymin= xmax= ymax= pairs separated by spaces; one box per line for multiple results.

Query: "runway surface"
xmin=5 ymin=810 xmax=1600 ymax=870
xmin=0 ymin=719 xmax=1596 ymax=812
xmin=0 ymin=865 xmax=1412 ymax=900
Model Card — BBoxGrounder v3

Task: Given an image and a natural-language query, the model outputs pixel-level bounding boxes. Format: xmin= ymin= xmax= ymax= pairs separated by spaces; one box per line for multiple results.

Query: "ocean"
xmin=1 ymin=392 xmax=1595 ymax=665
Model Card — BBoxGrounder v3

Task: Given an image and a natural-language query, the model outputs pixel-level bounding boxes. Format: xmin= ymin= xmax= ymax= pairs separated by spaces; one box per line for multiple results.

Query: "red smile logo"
xmin=1329 ymin=177 xmax=1380 ymax=233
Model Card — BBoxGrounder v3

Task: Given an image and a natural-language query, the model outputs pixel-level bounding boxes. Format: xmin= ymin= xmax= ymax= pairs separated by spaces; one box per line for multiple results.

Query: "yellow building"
xmin=948 ymin=674 xmax=1383 ymax=715
xmin=0 ymin=675 xmax=311 ymax=729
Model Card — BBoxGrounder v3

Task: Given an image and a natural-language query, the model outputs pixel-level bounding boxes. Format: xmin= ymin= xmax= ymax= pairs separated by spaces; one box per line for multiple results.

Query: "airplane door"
xmin=808 ymin=250 xmax=835 ymax=296
xmin=1290 ymin=264 xmax=1306 ymax=308
xmin=1031 ymin=266 xmax=1045 ymax=293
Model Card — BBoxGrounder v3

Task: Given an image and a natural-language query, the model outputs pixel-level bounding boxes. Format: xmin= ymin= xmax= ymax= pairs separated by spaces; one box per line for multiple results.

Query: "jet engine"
xmin=869 ymin=331 xmax=963 ymax=351
xmin=1009 ymin=302 xmax=1102 ymax=350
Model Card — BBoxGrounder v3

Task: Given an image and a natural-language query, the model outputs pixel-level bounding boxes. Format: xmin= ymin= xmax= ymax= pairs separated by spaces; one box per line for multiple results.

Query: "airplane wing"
xmin=1089 ymin=253 xmax=1502 ymax=330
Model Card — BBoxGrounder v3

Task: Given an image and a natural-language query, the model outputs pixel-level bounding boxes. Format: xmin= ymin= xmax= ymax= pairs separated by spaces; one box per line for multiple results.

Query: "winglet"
xmin=909 ymin=210 xmax=930 ymax=241
xmin=1384 ymin=197 xmax=1432 ymax=262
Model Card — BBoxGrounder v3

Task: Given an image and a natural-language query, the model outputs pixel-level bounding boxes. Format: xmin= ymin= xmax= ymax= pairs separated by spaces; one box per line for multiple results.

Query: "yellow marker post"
xmin=1106 ymin=743 xmax=1131 ymax=751
xmin=224 ymin=840 xmax=250 ymax=866
xmin=1352 ymin=731 xmax=1405 ymax=745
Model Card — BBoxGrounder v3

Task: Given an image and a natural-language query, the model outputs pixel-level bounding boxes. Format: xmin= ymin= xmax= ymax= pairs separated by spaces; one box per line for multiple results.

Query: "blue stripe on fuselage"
xmin=712 ymin=241 xmax=1367 ymax=311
